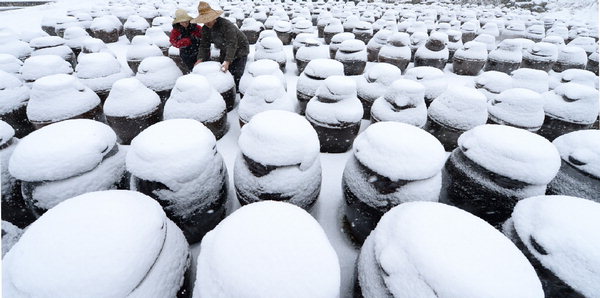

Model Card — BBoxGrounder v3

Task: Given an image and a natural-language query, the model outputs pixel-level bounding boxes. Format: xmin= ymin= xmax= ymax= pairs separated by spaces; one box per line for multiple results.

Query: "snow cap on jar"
xmin=488 ymin=88 xmax=545 ymax=129
xmin=553 ymin=130 xmax=600 ymax=178
xmin=316 ymin=75 xmax=356 ymax=102
xmin=428 ymin=86 xmax=488 ymax=130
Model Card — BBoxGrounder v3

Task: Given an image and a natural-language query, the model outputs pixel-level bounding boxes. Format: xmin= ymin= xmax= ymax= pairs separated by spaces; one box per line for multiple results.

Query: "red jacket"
xmin=170 ymin=24 xmax=202 ymax=48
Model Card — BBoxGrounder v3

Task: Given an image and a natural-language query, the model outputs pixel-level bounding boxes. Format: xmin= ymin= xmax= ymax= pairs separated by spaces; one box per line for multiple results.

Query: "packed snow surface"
xmin=164 ymin=74 xmax=226 ymax=123
xmin=488 ymin=88 xmax=545 ymax=130
xmin=238 ymin=75 xmax=296 ymax=123
xmin=371 ymin=79 xmax=427 ymax=127
xmin=458 ymin=124 xmax=561 ymax=185
xmin=0 ymin=54 xmax=22 ymax=75
xmin=136 ymin=56 xmax=182 ymax=92
xmin=8 ymin=119 xmax=116 ymax=181
xmin=428 ymin=86 xmax=488 ymax=130
xmin=359 ymin=202 xmax=544 ymax=298
xmin=306 ymin=75 xmax=363 ymax=126
xmin=194 ymin=201 xmax=340 ymax=298
xmin=0 ymin=70 xmax=29 ymax=114
xmin=20 ymin=55 xmax=73 ymax=82
xmin=511 ymin=68 xmax=549 ymax=94
xmin=543 ymin=82 xmax=599 ymax=124
xmin=2 ymin=190 xmax=188 ymax=298
xmin=511 ymin=195 xmax=600 ymax=298
xmin=553 ymin=130 xmax=600 ymax=178
xmin=104 ymin=78 xmax=160 ymax=118
xmin=192 ymin=61 xmax=235 ymax=93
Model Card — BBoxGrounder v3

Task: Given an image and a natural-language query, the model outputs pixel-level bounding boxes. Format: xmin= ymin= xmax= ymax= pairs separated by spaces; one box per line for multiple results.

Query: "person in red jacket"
xmin=170 ymin=9 xmax=202 ymax=71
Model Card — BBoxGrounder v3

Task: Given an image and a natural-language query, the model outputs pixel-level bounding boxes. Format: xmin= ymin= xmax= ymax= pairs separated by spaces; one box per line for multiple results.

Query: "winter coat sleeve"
xmin=223 ymin=22 xmax=239 ymax=62
xmin=170 ymin=28 xmax=192 ymax=48
xmin=197 ymin=26 xmax=211 ymax=62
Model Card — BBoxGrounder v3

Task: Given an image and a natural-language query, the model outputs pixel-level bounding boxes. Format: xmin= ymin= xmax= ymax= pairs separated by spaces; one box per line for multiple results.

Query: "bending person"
xmin=192 ymin=1 xmax=249 ymax=89
xmin=170 ymin=9 xmax=202 ymax=72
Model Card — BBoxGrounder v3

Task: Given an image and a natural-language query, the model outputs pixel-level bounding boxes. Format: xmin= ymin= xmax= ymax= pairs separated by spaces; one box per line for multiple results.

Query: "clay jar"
xmin=136 ymin=56 xmax=182 ymax=112
xmin=192 ymin=61 xmax=236 ymax=112
xmin=240 ymin=18 xmax=263 ymax=45
xmin=254 ymin=36 xmax=287 ymax=71
xmin=29 ymin=36 xmax=77 ymax=69
xmin=586 ymin=50 xmax=598 ymax=75
xmin=238 ymin=75 xmax=295 ymax=126
xmin=126 ymin=36 xmax=163 ymax=74
xmin=487 ymin=88 xmax=545 ymax=132
xmin=352 ymin=21 xmax=373 ymax=44
xmin=342 ymin=122 xmax=446 ymax=244
xmin=273 ymin=20 xmax=293 ymax=45
xmin=367 ymin=29 xmax=392 ymax=62
xmin=104 ymin=78 xmax=161 ymax=144
xmin=123 ymin=15 xmax=149 ymax=42
xmin=378 ymin=32 xmax=411 ymax=72
xmin=424 ymin=86 xmax=488 ymax=151
xmin=305 ymin=76 xmax=363 ymax=153
xmin=8 ymin=119 xmax=127 ymax=217
xmin=521 ymin=42 xmax=558 ymax=72
xmin=446 ymin=29 xmax=463 ymax=62
xmin=552 ymin=46 xmax=588 ymax=72
xmin=484 ymin=39 xmax=523 ymax=74
xmin=239 ymin=59 xmax=286 ymax=98
xmin=90 ymin=16 xmax=122 ymax=44
xmin=452 ymin=41 xmax=488 ymax=76
xmin=404 ymin=66 xmax=448 ymax=106
xmin=334 ymin=39 xmax=367 ymax=76
xmin=293 ymin=33 xmax=318 ymax=59
xmin=63 ymin=27 xmax=91 ymax=59
xmin=0 ymin=71 xmax=34 ymax=138
xmin=75 ymin=52 xmax=130 ymax=103
xmin=296 ymin=58 xmax=344 ymax=115
xmin=329 ymin=32 xmax=354 ymax=59
xmin=370 ymin=79 xmax=427 ymax=128
xmin=296 ymin=38 xmax=328 ymax=74
xmin=127 ymin=119 xmax=229 ymax=244
xmin=414 ymin=32 xmax=449 ymax=70
xmin=356 ymin=62 xmax=402 ymax=119
xmin=323 ymin=18 xmax=343 ymax=45
xmin=234 ymin=110 xmax=321 ymax=210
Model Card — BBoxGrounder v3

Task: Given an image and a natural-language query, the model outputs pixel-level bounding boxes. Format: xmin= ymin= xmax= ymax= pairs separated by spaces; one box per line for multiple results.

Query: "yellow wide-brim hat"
xmin=191 ymin=1 xmax=223 ymax=24
xmin=173 ymin=9 xmax=194 ymax=24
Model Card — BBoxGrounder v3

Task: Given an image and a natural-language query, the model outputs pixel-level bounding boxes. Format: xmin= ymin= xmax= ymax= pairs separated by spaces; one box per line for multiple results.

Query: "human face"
xmin=180 ymin=21 xmax=190 ymax=28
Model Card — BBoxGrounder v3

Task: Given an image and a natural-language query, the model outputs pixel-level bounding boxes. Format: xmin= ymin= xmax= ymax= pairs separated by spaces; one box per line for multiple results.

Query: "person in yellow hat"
xmin=170 ymin=9 xmax=203 ymax=71
xmin=192 ymin=1 xmax=249 ymax=89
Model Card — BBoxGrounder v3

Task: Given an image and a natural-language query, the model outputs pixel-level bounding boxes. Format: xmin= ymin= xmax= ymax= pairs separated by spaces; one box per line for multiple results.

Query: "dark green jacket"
xmin=197 ymin=17 xmax=249 ymax=62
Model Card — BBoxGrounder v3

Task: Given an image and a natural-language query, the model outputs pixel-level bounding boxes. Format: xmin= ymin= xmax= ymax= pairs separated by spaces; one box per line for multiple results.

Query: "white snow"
xmin=510 ymin=195 xmax=600 ymax=298
xmin=356 ymin=62 xmax=403 ymax=103
xmin=2 ymin=221 xmax=23 ymax=257
xmin=378 ymin=32 xmax=411 ymax=59
xmin=75 ymin=52 xmax=129 ymax=92
xmin=124 ymin=15 xmax=150 ymax=31
xmin=488 ymin=88 xmax=545 ymax=130
xmin=238 ymin=110 xmax=319 ymax=168
xmin=164 ymin=74 xmax=226 ymax=123
xmin=523 ymin=42 xmax=558 ymax=62
xmin=296 ymin=58 xmax=344 ymax=96
xmin=20 ymin=55 xmax=73 ymax=82
xmin=193 ymin=201 xmax=340 ymax=298
xmin=404 ymin=66 xmax=448 ymax=101
xmin=474 ymin=71 xmax=513 ymax=100
xmin=543 ymin=82 xmax=599 ymax=124
xmin=192 ymin=61 xmax=235 ymax=93
xmin=306 ymin=75 xmax=363 ymax=126
xmin=428 ymin=86 xmax=488 ymax=130
xmin=454 ymin=41 xmax=488 ymax=61
xmin=488 ymin=39 xmax=523 ymax=63
xmin=8 ymin=119 xmax=117 ymax=182
xmin=0 ymin=70 xmax=29 ymax=114
xmin=136 ymin=56 xmax=182 ymax=92
xmin=29 ymin=36 xmax=65 ymax=48
xmin=553 ymin=129 xmax=600 ymax=178
xmin=511 ymin=68 xmax=549 ymax=94
xmin=238 ymin=75 xmax=296 ymax=124
xmin=558 ymin=69 xmax=598 ymax=89
xmin=104 ymin=78 xmax=160 ymax=118
xmin=126 ymin=35 xmax=163 ymax=61
xmin=239 ymin=59 xmax=286 ymax=95
xmin=458 ymin=124 xmax=561 ymax=185
xmin=358 ymin=201 xmax=544 ymax=298
xmin=144 ymin=27 xmax=170 ymax=49
xmin=556 ymin=46 xmax=588 ymax=66
xmin=90 ymin=15 xmax=122 ymax=32
xmin=0 ymin=30 xmax=32 ymax=59
xmin=415 ymin=32 xmax=449 ymax=60
xmin=0 ymin=54 xmax=22 ymax=75
xmin=297 ymin=38 xmax=329 ymax=61
xmin=371 ymin=79 xmax=428 ymax=127
xmin=2 ymin=190 xmax=189 ymax=298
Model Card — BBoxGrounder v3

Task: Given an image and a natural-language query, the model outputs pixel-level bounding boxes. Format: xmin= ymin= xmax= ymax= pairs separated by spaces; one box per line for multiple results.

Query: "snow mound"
xmin=126 ymin=36 xmax=163 ymax=61
xmin=127 ymin=119 xmax=217 ymax=184
xmin=136 ymin=56 xmax=182 ymax=92
xmin=21 ymin=55 xmax=73 ymax=82
xmin=3 ymin=190 xmax=189 ymax=298
xmin=302 ymin=58 xmax=344 ymax=78
xmin=511 ymin=195 xmax=600 ymax=298
xmin=8 ymin=119 xmax=116 ymax=182
xmin=475 ymin=71 xmax=512 ymax=97
xmin=559 ymin=69 xmax=598 ymax=89
xmin=194 ymin=201 xmax=340 ymax=298
xmin=164 ymin=74 xmax=226 ymax=123
xmin=371 ymin=79 xmax=427 ymax=127
xmin=0 ymin=54 xmax=22 ymax=75
xmin=428 ymin=86 xmax=488 ymax=130
xmin=404 ymin=66 xmax=447 ymax=100
xmin=104 ymin=78 xmax=160 ymax=118
xmin=553 ymin=130 xmax=600 ymax=178
xmin=75 ymin=52 xmax=121 ymax=79
xmin=239 ymin=59 xmax=286 ymax=95
xmin=458 ymin=124 xmax=561 ymax=185
xmin=0 ymin=120 xmax=15 ymax=143
xmin=0 ymin=70 xmax=29 ymax=114
xmin=358 ymin=201 xmax=544 ymax=298
xmin=511 ymin=68 xmax=549 ymax=94
xmin=238 ymin=110 xmax=319 ymax=168
xmin=454 ymin=41 xmax=488 ymax=60
xmin=357 ymin=62 xmax=403 ymax=101
xmin=239 ymin=75 xmax=295 ymax=123
xmin=353 ymin=121 xmax=445 ymax=181
xmin=543 ymin=82 xmax=599 ymax=124
xmin=192 ymin=61 xmax=235 ymax=93
xmin=489 ymin=88 xmax=545 ymax=130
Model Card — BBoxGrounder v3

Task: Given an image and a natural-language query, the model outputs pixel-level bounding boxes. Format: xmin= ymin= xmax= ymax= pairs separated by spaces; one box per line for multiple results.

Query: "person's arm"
xmin=192 ymin=25 xmax=202 ymax=38
xmin=222 ymin=21 xmax=239 ymax=63
xmin=197 ymin=26 xmax=211 ymax=62
xmin=169 ymin=28 xmax=192 ymax=48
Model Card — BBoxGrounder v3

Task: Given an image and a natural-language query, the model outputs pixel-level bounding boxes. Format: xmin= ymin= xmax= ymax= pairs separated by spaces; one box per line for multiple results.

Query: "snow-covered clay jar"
xmin=193 ymin=201 xmax=340 ymax=298
xmin=75 ymin=52 xmax=130 ymax=103
xmin=239 ymin=59 xmax=286 ymax=98
xmin=511 ymin=68 xmax=549 ymax=94
xmin=329 ymin=32 xmax=355 ymax=59
xmin=377 ymin=32 xmax=411 ymax=73
xmin=521 ymin=42 xmax=558 ymax=72
xmin=254 ymin=36 xmax=287 ymax=71
xmin=136 ymin=56 xmax=182 ymax=105
xmin=414 ymin=32 xmax=449 ymax=70
xmin=238 ymin=75 xmax=295 ymax=126
xmin=547 ymin=130 xmax=600 ymax=201
xmin=0 ymin=53 xmax=23 ymax=76
xmin=371 ymin=79 xmax=427 ymax=127
xmin=367 ymin=29 xmax=391 ymax=62
xmin=20 ymin=54 xmax=73 ymax=84
xmin=293 ymin=33 xmax=318 ymax=59
xmin=484 ymin=39 xmax=523 ymax=74
xmin=452 ymin=41 xmax=488 ymax=76
xmin=306 ymin=76 xmax=363 ymax=153
xmin=537 ymin=82 xmax=599 ymax=141
xmin=342 ymin=122 xmax=446 ymax=244
xmin=552 ymin=46 xmax=588 ymax=73
xmin=488 ymin=88 xmax=545 ymax=132
xmin=273 ymin=20 xmax=293 ymax=45
xmin=90 ymin=15 xmax=122 ymax=44
xmin=504 ymin=195 xmax=600 ymax=298
xmin=123 ymin=15 xmax=150 ymax=42
xmin=356 ymin=63 xmax=402 ymax=119
xmin=323 ymin=18 xmax=343 ymax=45
xmin=296 ymin=58 xmax=344 ymax=115
xmin=126 ymin=36 xmax=163 ymax=74
xmin=192 ymin=61 xmax=236 ymax=112
xmin=0 ymin=30 xmax=32 ymax=61
xmin=296 ymin=38 xmax=328 ymax=74
xmin=334 ymin=39 xmax=367 ymax=76
xmin=357 ymin=202 xmax=544 ymax=298
xmin=240 ymin=18 xmax=263 ymax=45
xmin=62 ymin=27 xmax=91 ymax=59
xmin=26 ymin=74 xmax=103 ymax=129
xmin=127 ymin=119 xmax=228 ymax=244
xmin=474 ymin=71 xmax=512 ymax=102
xmin=0 ymin=121 xmax=35 ymax=228
xmin=104 ymin=78 xmax=161 ymax=144
xmin=441 ymin=125 xmax=561 ymax=227
xmin=404 ymin=66 xmax=447 ymax=106
xmin=3 ymin=190 xmax=191 ymax=298
xmin=424 ymin=86 xmax=488 ymax=151
xmin=8 ymin=119 xmax=127 ymax=216
xmin=446 ymin=29 xmax=463 ymax=62
xmin=2 ymin=220 xmax=23 ymax=257
xmin=145 ymin=27 xmax=170 ymax=56
xmin=234 ymin=110 xmax=320 ymax=209
xmin=586 ymin=49 xmax=598 ymax=75
xmin=164 ymin=74 xmax=228 ymax=139
xmin=352 ymin=21 xmax=373 ymax=44
xmin=0 ymin=71 xmax=34 ymax=138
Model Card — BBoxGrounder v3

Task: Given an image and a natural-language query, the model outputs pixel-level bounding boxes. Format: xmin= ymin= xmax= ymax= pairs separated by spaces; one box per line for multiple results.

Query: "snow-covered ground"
xmin=1 ymin=0 xmax=599 ymax=296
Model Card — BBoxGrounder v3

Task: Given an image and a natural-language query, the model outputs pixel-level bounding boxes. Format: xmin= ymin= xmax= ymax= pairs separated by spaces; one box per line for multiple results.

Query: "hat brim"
xmin=191 ymin=10 xmax=223 ymax=24
xmin=173 ymin=16 xmax=193 ymax=24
